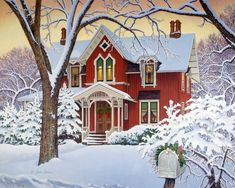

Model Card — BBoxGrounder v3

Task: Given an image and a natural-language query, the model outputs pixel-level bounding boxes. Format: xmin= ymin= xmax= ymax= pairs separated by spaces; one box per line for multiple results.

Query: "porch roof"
xmin=73 ymin=82 xmax=135 ymax=102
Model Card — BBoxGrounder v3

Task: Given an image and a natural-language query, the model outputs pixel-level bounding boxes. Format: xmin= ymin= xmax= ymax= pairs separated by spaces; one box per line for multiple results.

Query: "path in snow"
xmin=0 ymin=141 xmax=201 ymax=188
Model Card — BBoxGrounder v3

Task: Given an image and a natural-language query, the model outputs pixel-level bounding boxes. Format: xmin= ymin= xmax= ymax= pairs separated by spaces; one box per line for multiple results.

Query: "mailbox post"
xmin=157 ymin=148 xmax=186 ymax=188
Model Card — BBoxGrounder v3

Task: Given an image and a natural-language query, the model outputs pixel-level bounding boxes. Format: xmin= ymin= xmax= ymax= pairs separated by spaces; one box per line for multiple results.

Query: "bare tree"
xmin=3 ymin=0 xmax=235 ymax=165
xmin=193 ymin=5 xmax=235 ymax=105
xmin=0 ymin=48 xmax=41 ymax=109
xmin=185 ymin=148 xmax=235 ymax=188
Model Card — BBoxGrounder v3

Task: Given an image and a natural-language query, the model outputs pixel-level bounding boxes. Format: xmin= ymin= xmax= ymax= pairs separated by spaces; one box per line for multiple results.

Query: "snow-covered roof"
xmin=17 ymin=92 xmax=42 ymax=102
xmin=46 ymin=40 xmax=90 ymax=69
xmin=47 ymin=25 xmax=199 ymax=82
xmin=73 ymin=82 xmax=135 ymax=102
xmin=17 ymin=87 xmax=85 ymax=102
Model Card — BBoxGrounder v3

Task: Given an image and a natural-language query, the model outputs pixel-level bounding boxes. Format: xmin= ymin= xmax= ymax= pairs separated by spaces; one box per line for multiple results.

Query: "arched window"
xmin=106 ymin=57 xmax=113 ymax=81
xmin=145 ymin=64 xmax=154 ymax=84
xmin=97 ymin=57 xmax=104 ymax=81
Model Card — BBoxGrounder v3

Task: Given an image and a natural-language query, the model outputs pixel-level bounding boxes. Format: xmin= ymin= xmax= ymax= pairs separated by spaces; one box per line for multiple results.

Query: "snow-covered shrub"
xmin=0 ymin=104 xmax=21 ymax=144
xmin=143 ymin=95 xmax=235 ymax=188
xmin=108 ymin=125 xmax=159 ymax=145
xmin=58 ymin=88 xmax=82 ymax=143
xmin=0 ymin=88 xmax=82 ymax=145
xmin=145 ymin=96 xmax=235 ymax=155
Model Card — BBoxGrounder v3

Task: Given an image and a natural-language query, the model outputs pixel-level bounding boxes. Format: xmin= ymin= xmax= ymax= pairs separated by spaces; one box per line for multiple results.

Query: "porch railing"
xmin=105 ymin=127 xmax=118 ymax=142
xmin=81 ymin=127 xmax=89 ymax=142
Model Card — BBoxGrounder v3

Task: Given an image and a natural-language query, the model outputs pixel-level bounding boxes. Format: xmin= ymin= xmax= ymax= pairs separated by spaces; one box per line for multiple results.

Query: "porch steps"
xmin=83 ymin=133 xmax=107 ymax=145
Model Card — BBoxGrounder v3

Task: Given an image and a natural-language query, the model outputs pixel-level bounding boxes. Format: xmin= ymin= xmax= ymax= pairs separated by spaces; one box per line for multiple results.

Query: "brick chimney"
xmin=169 ymin=20 xmax=181 ymax=38
xmin=60 ymin=27 xmax=66 ymax=45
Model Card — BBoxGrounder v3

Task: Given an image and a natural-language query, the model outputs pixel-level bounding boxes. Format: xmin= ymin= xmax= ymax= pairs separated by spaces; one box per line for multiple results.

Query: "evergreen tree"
xmin=58 ymin=88 xmax=82 ymax=142
xmin=18 ymin=96 xmax=42 ymax=145
xmin=0 ymin=104 xmax=20 ymax=144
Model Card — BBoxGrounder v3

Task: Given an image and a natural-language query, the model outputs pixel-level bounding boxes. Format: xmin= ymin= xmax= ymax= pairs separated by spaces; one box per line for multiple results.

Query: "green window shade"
xmin=141 ymin=102 xmax=148 ymax=123
xmin=150 ymin=102 xmax=157 ymax=123
xmin=106 ymin=57 xmax=113 ymax=81
xmin=97 ymin=57 xmax=104 ymax=81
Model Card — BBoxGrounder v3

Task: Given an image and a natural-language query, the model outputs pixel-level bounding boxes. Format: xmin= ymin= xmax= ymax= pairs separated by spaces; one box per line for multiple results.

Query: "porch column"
xmin=117 ymin=101 xmax=120 ymax=132
xmin=81 ymin=100 xmax=84 ymax=130
xmin=121 ymin=105 xmax=123 ymax=131
xmin=111 ymin=100 xmax=114 ymax=128
xmin=85 ymin=108 xmax=88 ymax=128
xmin=88 ymin=101 xmax=90 ymax=131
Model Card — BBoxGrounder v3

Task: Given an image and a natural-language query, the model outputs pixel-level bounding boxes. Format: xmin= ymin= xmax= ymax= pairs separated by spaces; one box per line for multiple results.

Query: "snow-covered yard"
xmin=0 ymin=141 xmax=201 ymax=188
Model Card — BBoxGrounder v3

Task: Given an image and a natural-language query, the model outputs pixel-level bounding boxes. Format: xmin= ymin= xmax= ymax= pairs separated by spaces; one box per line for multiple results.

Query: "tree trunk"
xmin=38 ymin=83 xmax=59 ymax=165
xmin=209 ymin=176 xmax=221 ymax=188
xmin=163 ymin=178 xmax=175 ymax=188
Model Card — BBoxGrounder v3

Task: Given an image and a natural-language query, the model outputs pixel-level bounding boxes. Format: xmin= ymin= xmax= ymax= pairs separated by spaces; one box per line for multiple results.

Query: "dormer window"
xmin=100 ymin=39 xmax=110 ymax=52
xmin=145 ymin=64 xmax=154 ymax=84
xmin=97 ymin=57 xmax=104 ymax=81
xmin=140 ymin=58 xmax=158 ymax=87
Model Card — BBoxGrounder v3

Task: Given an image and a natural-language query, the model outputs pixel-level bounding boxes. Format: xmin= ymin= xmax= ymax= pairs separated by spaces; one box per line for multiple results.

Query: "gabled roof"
xmin=47 ymin=25 xmax=199 ymax=82
xmin=73 ymin=82 xmax=134 ymax=102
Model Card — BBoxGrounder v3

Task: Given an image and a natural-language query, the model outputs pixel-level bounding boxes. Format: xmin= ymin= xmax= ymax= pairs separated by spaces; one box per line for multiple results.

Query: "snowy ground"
xmin=0 ymin=141 xmax=201 ymax=188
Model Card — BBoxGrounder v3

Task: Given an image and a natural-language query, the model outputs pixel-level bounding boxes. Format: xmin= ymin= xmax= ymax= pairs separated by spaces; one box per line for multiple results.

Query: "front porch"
xmin=73 ymin=82 xmax=135 ymax=144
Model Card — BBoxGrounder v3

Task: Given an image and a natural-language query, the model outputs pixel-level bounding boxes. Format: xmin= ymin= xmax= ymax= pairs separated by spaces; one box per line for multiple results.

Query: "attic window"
xmin=100 ymin=39 xmax=110 ymax=52
xmin=140 ymin=58 xmax=158 ymax=87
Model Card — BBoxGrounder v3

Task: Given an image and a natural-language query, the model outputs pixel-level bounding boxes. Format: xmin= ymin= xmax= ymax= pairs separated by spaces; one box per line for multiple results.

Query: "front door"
xmin=96 ymin=101 xmax=111 ymax=133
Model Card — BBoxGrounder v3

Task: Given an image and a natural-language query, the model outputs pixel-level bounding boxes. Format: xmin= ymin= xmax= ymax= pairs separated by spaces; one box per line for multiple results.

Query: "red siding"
xmin=68 ymin=34 xmax=192 ymax=131
xmin=127 ymin=72 xmax=189 ymax=128
xmin=84 ymin=36 xmax=128 ymax=92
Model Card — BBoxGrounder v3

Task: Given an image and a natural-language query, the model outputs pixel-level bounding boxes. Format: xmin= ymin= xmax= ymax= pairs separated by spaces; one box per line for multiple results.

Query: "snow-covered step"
xmin=83 ymin=133 xmax=107 ymax=145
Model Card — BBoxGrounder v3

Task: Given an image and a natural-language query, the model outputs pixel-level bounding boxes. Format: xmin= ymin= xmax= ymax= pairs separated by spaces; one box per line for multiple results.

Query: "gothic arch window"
xmin=97 ymin=57 xmax=104 ymax=81
xmin=106 ymin=57 xmax=113 ymax=81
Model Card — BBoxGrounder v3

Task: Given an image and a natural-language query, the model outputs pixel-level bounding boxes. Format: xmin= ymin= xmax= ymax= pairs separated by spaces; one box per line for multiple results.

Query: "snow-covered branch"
xmin=0 ymin=48 xmax=41 ymax=108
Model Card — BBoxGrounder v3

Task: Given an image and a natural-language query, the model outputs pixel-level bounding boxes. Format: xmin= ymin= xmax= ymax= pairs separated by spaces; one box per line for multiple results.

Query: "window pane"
xmin=141 ymin=102 xmax=148 ymax=123
xmin=71 ymin=67 xmax=79 ymax=87
xmin=97 ymin=57 xmax=103 ymax=81
xmin=150 ymin=102 xmax=158 ymax=123
xmin=145 ymin=64 xmax=154 ymax=84
xmin=106 ymin=57 xmax=113 ymax=81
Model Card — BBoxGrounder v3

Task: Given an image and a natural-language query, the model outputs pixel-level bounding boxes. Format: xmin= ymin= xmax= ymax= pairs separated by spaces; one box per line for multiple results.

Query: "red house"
xmin=21 ymin=21 xmax=199 ymax=143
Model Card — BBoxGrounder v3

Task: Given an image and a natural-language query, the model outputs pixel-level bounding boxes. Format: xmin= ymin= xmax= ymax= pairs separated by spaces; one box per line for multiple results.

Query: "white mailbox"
xmin=157 ymin=148 xmax=185 ymax=179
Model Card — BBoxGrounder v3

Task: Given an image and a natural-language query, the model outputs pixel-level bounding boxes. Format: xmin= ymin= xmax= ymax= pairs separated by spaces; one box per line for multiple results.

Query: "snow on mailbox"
xmin=157 ymin=147 xmax=186 ymax=179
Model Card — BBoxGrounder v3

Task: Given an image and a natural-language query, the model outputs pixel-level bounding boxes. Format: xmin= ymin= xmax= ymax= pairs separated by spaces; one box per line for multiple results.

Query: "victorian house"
xmin=19 ymin=21 xmax=199 ymax=144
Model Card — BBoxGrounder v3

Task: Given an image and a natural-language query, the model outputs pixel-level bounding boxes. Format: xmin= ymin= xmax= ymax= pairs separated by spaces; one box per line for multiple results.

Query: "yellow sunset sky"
xmin=0 ymin=0 xmax=233 ymax=56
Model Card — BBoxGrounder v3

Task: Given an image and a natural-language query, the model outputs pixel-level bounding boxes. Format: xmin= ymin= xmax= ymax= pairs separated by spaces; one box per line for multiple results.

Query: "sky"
xmin=0 ymin=0 xmax=234 ymax=56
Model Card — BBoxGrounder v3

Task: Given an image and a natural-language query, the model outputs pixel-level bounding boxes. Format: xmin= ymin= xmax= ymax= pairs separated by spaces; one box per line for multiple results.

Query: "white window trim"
xmin=70 ymin=65 xmax=81 ymax=87
xmin=181 ymin=102 xmax=185 ymax=115
xmin=181 ymin=72 xmax=185 ymax=92
xmin=99 ymin=39 xmax=110 ymax=52
xmin=124 ymin=103 xmax=128 ymax=120
xmin=186 ymin=74 xmax=190 ymax=94
xmin=94 ymin=53 xmax=116 ymax=83
xmin=139 ymin=100 xmax=159 ymax=125
xmin=144 ymin=63 xmax=156 ymax=87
